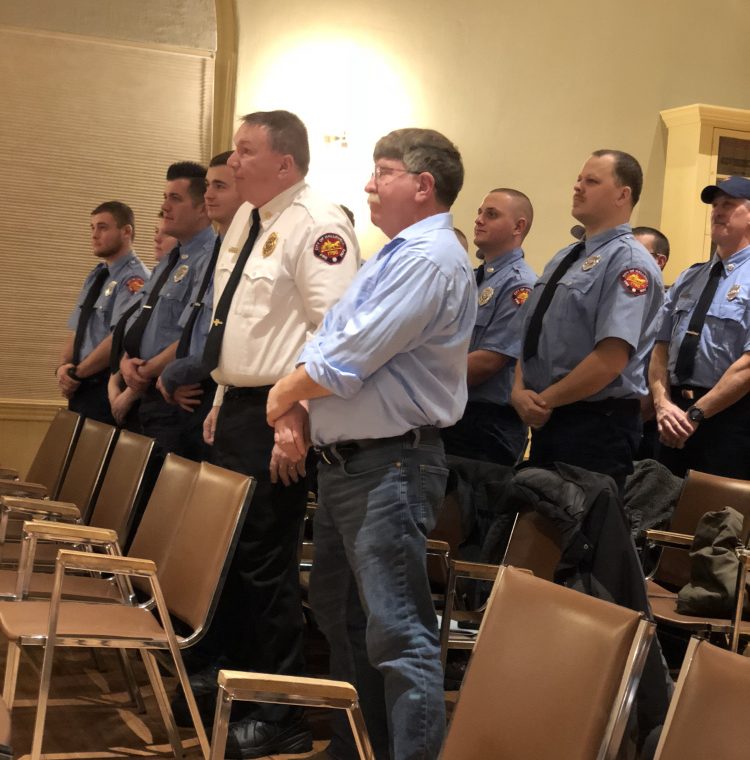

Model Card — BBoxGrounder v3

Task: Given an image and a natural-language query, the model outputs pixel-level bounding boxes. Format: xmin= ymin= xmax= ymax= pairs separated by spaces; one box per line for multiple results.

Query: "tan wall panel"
xmin=0 ymin=401 xmax=61 ymax=477
xmin=232 ymin=0 xmax=750 ymax=270
xmin=0 ymin=25 xmax=213 ymax=400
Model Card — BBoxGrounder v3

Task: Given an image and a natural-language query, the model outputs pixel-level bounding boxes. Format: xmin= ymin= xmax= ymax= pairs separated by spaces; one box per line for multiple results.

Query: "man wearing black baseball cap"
xmin=649 ymin=175 xmax=750 ymax=477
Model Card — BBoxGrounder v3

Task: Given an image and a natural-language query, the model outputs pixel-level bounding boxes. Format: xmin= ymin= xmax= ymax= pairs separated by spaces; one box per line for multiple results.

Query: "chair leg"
xmin=2 ymin=642 xmax=21 ymax=709
xmin=346 ymin=703 xmax=376 ymax=760
xmin=117 ymin=648 xmax=147 ymax=713
xmin=169 ymin=644 xmax=210 ymax=760
xmin=440 ymin=565 xmax=458 ymax=669
xmin=30 ymin=637 xmax=57 ymax=760
xmin=209 ymin=688 xmax=233 ymax=760
xmin=141 ymin=649 xmax=184 ymax=760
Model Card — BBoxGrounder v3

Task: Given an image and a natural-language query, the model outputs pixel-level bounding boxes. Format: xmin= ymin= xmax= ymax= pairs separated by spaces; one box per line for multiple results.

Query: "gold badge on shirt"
xmin=727 ymin=284 xmax=741 ymax=301
xmin=173 ymin=264 xmax=189 ymax=283
xmin=478 ymin=286 xmax=494 ymax=306
xmin=262 ymin=233 xmax=278 ymax=258
xmin=103 ymin=280 xmax=117 ymax=297
xmin=581 ymin=255 xmax=601 ymax=271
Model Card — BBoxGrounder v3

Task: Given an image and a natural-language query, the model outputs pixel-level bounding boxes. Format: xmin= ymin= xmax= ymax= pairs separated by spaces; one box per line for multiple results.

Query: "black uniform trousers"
xmin=657 ymin=387 xmax=750 ymax=480
xmin=206 ymin=387 xmax=307 ymax=723
xmin=528 ymin=398 xmax=641 ymax=494
xmin=441 ymin=401 xmax=526 ymax=466
xmin=138 ymin=381 xmax=214 ymax=463
xmin=68 ymin=370 xmax=115 ymax=425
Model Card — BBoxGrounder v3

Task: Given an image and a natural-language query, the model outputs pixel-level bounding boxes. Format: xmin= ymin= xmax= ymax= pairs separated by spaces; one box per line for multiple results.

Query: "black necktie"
xmin=202 ymin=209 xmax=261 ymax=373
xmin=122 ymin=245 xmax=180 ymax=358
xmin=523 ymin=242 xmax=585 ymax=361
xmin=110 ymin=301 xmax=141 ymax=373
xmin=72 ymin=264 xmax=110 ymax=365
xmin=475 ymin=264 xmax=485 ymax=286
xmin=674 ymin=260 xmax=724 ymax=383
xmin=176 ymin=235 xmax=222 ymax=359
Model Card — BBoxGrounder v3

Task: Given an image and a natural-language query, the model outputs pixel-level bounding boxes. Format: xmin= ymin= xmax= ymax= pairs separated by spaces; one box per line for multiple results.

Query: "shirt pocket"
xmin=158 ymin=275 xmax=192 ymax=322
xmin=557 ymin=268 xmax=598 ymax=322
xmin=235 ymin=266 xmax=275 ymax=318
xmin=672 ymin=291 xmax=698 ymax=339
xmin=710 ymin=291 xmax=749 ymax=348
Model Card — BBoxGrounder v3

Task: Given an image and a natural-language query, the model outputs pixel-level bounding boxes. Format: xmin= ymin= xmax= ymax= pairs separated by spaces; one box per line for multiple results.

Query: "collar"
xmin=257 ymin=180 xmax=307 ymax=230
xmin=107 ymin=251 xmax=136 ymax=278
xmin=483 ymin=247 xmax=524 ymax=276
xmin=584 ymin=223 xmax=631 ymax=254
xmin=179 ymin=225 xmax=216 ymax=258
xmin=717 ymin=244 xmax=750 ymax=273
xmin=377 ymin=212 xmax=454 ymax=259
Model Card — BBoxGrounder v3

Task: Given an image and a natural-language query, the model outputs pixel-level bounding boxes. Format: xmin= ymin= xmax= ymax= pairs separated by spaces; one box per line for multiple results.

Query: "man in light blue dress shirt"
xmin=267 ymin=128 xmax=476 ymax=760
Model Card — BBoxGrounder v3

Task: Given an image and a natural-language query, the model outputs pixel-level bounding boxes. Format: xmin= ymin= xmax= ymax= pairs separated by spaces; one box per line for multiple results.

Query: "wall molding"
xmin=0 ymin=399 xmax=64 ymax=422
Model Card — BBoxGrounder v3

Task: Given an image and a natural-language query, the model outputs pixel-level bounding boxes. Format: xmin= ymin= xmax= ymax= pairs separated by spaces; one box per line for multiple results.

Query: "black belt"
xmin=316 ymin=426 xmax=441 ymax=465
xmin=224 ymin=385 xmax=273 ymax=401
xmin=77 ymin=369 xmax=110 ymax=387
xmin=671 ymin=384 xmax=711 ymax=401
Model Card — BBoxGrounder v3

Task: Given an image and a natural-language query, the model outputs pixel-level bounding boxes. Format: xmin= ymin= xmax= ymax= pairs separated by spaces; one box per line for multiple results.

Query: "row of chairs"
xmin=0 ymin=410 xmax=257 ymax=759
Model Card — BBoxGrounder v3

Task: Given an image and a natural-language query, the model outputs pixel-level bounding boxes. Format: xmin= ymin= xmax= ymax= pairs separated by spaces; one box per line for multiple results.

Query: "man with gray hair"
xmin=268 ymin=128 xmax=476 ymax=759
xmin=650 ymin=176 xmax=750 ymax=478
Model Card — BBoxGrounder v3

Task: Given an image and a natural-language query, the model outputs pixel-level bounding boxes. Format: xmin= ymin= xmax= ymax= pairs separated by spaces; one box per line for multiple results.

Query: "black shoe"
xmin=170 ymin=663 xmax=222 ymax=728
xmin=224 ymin=715 xmax=313 ymax=759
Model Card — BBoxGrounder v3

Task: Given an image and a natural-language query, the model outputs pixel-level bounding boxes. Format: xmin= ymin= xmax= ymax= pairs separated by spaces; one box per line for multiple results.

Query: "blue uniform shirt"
xmin=301 ymin=212 xmax=477 ymax=445
xmin=471 ymin=248 xmax=537 ymax=405
xmin=657 ymin=245 xmax=750 ymax=388
xmin=512 ymin=224 xmax=664 ymax=400
xmin=67 ymin=251 xmax=150 ymax=361
xmin=127 ymin=226 xmax=215 ymax=360
xmin=159 ymin=238 xmax=219 ymax=394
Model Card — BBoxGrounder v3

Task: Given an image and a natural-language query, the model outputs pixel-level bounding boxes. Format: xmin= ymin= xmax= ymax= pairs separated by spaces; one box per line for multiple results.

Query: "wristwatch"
xmin=66 ymin=366 xmax=83 ymax=383
xmin=686 ymin=406 xmax=704 ymax=424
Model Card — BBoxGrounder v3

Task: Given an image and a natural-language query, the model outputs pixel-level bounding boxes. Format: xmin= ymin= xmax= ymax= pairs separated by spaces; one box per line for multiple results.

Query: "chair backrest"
xmin=654 ymin=638 xmax=750 ymax=760
xmin=502 ymin=510 xmax=563 ymax=582
xmin=56 ymin=419 xmax=117 ymax=521
xmin=88 ymin=430 xmax=155 ymax=543
xmin=441 ymin=566 xmax=653 ymax=760
xmin=128 ymin=453 xmax=201 ymax=594
xmin=25 ymin=409 xmax=81 ymax=498
xmin=656 ymin=469 xmax=750 ymax=589
xmin=157 ymin=461 xmax=254 ymax=636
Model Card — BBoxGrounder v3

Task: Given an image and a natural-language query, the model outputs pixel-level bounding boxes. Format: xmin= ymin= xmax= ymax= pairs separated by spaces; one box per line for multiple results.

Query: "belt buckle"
xmin=318 ymin=447 xmax=334 ymax=465
xmin=681 ymin=389 xmax=695 ymax=400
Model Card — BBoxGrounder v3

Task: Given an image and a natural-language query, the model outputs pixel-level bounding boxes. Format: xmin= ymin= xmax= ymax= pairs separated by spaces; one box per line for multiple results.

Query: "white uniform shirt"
xmin=211 ymin=181 xmax=359 ymax=404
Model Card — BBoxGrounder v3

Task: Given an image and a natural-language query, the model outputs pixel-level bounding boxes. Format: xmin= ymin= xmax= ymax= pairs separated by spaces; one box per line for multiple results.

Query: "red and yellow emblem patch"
xmin=314 ymin=233 xmax=347 ymax=265
xmin=125 ymin=276 xmax=145 ymax=294
xmin=620 ymin=269 xmax=649 ymax=295
xmin=512 ymin=286 xmax=531 ymax=306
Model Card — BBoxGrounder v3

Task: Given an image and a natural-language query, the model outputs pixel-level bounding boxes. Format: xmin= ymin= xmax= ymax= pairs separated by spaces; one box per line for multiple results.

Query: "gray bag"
xmin=676 ymin=507 xmax=749 ymax=618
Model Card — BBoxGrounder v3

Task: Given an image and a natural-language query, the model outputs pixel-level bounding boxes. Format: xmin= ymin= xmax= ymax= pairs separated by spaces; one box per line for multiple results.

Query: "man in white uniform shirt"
xmin=183 ymin=110 xmax=359 ymax=759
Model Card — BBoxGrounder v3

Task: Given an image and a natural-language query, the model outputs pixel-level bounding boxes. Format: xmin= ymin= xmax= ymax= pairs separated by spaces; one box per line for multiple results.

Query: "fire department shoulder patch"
xmin=512 ymin=286 xmax=531 ymax=306
xmin=313 ymin=233 xmax=347 ymax=265
xmin=620 ymin=268 xmax=649 ymax=295
xmin=125 ymin=276 xmax=145 ymax=294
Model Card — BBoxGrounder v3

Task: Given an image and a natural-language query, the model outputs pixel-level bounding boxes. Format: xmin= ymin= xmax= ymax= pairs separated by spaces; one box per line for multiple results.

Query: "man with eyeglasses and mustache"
xmin=268 ymin=128 xmax=476 ymax=760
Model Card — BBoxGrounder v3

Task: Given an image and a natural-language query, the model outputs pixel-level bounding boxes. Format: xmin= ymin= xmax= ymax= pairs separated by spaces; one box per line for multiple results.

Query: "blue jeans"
xmin=310 ymin=435 xmax=448 ymax=760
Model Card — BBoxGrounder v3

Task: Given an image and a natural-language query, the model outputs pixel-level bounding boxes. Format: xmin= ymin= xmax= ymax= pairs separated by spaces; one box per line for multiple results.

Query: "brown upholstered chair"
xmin=0 ymin=418 xmax=117 ymax=564
xmin=0 ymin=409 xmax=81 ymax=499
xmin=211 ymin=566 xmax=654 ymax=760
xmin=0 ymin=430 xmax=155 ymax=599
xmin=653 ymin=637 xmax=750 ymax=760
xmin=0 ymin=460 xmax=255 ymax=760
xmin=439 ymin=508 xmax=562 ymax=664
xmin=644 ymin=469 xmax=750 ymax=650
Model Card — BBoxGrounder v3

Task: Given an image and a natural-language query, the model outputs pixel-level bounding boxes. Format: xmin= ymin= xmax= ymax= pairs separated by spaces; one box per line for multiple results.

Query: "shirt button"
xmin=487 ymin=267 xmax=495 ymax=274
xmin=727 ymin=264 xmax=735 ymax=271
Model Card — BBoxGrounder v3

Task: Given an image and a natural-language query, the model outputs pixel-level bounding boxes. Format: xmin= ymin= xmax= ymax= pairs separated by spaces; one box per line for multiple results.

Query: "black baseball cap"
xmin=701 ymin=176 xmax=750 ymax=204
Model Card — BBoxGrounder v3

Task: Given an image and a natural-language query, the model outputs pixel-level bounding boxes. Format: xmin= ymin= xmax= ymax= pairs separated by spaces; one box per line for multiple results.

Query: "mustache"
xmin=367 ymin=193 xmax=380 ymax=205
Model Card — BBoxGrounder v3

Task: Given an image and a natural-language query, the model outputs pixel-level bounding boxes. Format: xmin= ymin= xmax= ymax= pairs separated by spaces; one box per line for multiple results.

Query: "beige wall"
xmin=232 ymin=0 xmax=750 ymax=281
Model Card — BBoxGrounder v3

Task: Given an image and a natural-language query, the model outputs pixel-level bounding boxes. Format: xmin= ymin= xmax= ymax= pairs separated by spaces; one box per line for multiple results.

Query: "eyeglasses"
xmin=371 ymin=165 xmax=415 ymax=185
